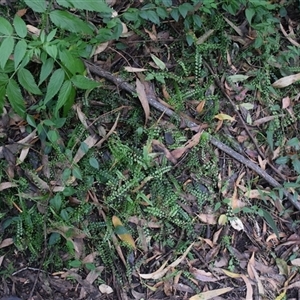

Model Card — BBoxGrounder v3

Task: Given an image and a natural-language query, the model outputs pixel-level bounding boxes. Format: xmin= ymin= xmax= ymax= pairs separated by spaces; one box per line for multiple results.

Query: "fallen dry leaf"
xmin=272 ymin=73 xmax=300 ymax=88
xmin=0 ymin=182 xmax=18 ymax=191
xmin=0 ymin=238 xmax=14 ymax=248
xmin=136 ymin=78 xmax=150 ymax=124
xmin=171 ymin=131 xmax=202 ymax=159
xmin=189 ymin=287 xmax=233 ymax=300
xmin=139 ymin=243 xmax=194 ymax=280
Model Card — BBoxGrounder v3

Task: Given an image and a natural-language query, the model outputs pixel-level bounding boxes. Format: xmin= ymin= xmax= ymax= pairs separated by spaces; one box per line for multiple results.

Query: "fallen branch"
xmin=84 ymin=61 xmax=300 ymax=212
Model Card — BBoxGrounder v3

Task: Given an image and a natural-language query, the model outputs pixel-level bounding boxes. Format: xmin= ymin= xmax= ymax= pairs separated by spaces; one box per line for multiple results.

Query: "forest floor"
xmin=1 ymin=1 xmax=300 ymax=299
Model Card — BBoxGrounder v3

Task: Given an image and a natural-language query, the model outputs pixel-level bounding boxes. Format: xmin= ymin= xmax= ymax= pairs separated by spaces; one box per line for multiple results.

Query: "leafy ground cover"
xmin=1 ymin=0 xmax=300 ymax=299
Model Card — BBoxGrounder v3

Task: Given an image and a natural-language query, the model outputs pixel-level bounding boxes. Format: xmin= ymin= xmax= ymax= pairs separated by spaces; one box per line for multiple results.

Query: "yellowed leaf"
xmin=222 ymin=269 xmax=241 ymax=278
xmin=218 ymin=214 xmax=227 ymax=225
xmin=112 ymin=216 xmax=136 ymax=249
xmin=272 ymin=73 xmax=300 ymax=88
xmin=214 ymin=113 xmax=235 ymax=121
xmin=189 ymin=287 xmax=233 ymax=300
xmin=136 ymin=78 xmax=150 ymax=124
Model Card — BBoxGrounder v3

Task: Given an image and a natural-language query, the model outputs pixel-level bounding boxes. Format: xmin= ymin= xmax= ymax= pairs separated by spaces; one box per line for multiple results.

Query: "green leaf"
xmin=39 ymin=57 xmax=54 ymax=85
xmin=0 ymin=16 xmax=14 ymax=35
xmin=43 ymin=44 xmax=58 ymax=59
xmin=0 ymin=37 xmax=15 ymax=69
xmin=17 ymin=68 xmax=42 ymax=95
xmin=47 ymin=130 xmax=59 ymax=143
xmin=156 ymin=7 xmax=168 ymax=19
xmin=6 ymin=79 xmax=26 ymax=117
xmin=44 ymin=68 xmax=65 ymax=104
xmin=275 ymin=156 xmax=289 ymax=165
xmin=49 ymin=10 xmax=94 ymax=34
xmin=26 ymin=114 xmax=37 ymax=128
xmin=62 ymin=168 xmax=72 ymax=182
xmin=55 ymin=80 xmax=72 ymax=115
xmin=72 ymin=166 xmax=82 ymax=180
xmin=292 ymin=157 xmax=300 ymax=174
xmin=65 ymin=0 xmax=112 ymax=13
xmin=48 ymin=232 xmax=61 ymax=245
xmin=59 ymin=50 xmax=85 ymax=75
xmin=14 ymin=40 xmax=27 ymax=69
xmin=170 ymin=8 xmax=180 ymax=22
xmin=114 ymin=225 xmax=128 ymax=235
xmin=69 ymin=260 xmax=81 ymax=268
xmin=261 ymin=209 xmax=279 ymax=238
xmin=245 ymin=8 xmax=255 ymax=25
xmin=123 ymin=9 xmax=139 ymax=22
xmin=13 ymin=15 xmax=27 ymax=38
xmin=46 ymin=28 xmax=57 ymax=42
xmin=178 ymin=3 xmax=193 ymax=18
xmin=89 ymin=157 xmax=99 ymax=169
xmin=139 ymin=10 xmax=160 ymax=24
xmin=287 ymin=137 xmax=300 ymax=150
xmin=150 ymin=54 xmax=166 ymax=70
xmin=62 ymin=85 xmax=75 ymax=116
xmin=50 ymin=194 xmax=62 ymax=211
xmin=24 ymin=0 xmax=46 ymax=13
xmin=192 ymin=14 xmax=202 ymax=28
xmin=71 ymin=75 xmax=100 ymax=89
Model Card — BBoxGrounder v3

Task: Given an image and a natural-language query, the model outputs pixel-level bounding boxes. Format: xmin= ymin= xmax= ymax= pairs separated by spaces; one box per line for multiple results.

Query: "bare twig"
xmin=85 ymin=61 xmax=300 ymax=211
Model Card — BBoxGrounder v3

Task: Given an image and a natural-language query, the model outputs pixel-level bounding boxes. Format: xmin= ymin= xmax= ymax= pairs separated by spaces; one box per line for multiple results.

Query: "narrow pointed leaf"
xmin=71 ymin=75 xmax=100 ymax=89
xmin=39 ymin=57 xmax=54 ymax=85
xmin=6 ymin=79 xmax=26 ymax=117
xmin=55 ymin=80 xmax=72 ymax=115
xmin=44 ymin=68 xmax=65 ymax=104
xmin=14 ymin=40 xmax=27 ymax=69
xmin=0 ymin=37 xmax=14 ymax=69
xmin=49 ymin=10 xmax=93 ymax=34
xmin=59 ymin=50 xmax=85 ymax=75
xmin=17 ymin=68 xmax=42 ymax=95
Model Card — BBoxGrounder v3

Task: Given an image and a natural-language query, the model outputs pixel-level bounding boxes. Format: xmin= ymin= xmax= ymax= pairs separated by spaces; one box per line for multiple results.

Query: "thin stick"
xmin=85 ymin=61 xmax=300 ymax=211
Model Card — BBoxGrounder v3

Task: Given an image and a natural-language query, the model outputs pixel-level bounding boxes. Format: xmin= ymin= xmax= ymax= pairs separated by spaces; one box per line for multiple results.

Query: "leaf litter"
xmin=1 ymin=2 xmax=300 ymax=300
